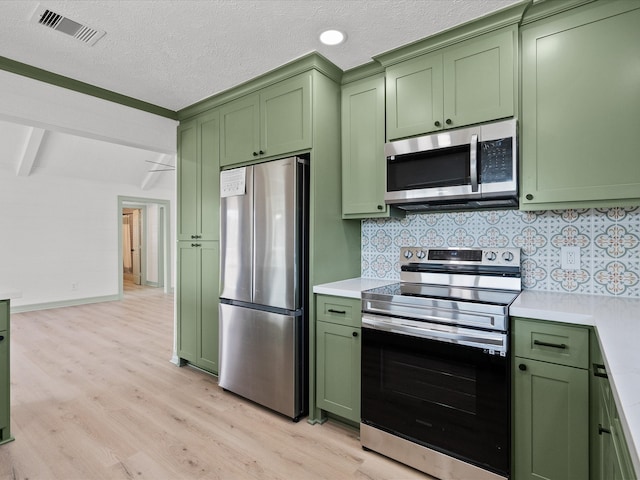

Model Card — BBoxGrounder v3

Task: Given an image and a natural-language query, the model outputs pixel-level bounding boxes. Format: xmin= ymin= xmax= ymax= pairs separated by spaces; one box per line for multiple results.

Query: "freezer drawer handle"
xmin=327 ymin=309 xmax=346 ymax=315
xmin=533 ymin=339 xmax=567 ymax=350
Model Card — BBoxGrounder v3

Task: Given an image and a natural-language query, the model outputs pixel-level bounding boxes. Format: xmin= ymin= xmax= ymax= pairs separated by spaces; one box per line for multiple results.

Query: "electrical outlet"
xmin=561 ymin=247 xmax=581 ymax=270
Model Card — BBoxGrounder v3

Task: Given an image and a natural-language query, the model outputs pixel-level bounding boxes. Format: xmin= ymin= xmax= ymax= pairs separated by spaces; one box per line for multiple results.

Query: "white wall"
xmin=0 ymin=172 xmax=174 ymax=309
xmin=0 ymin=71 xmax=178 ymax=310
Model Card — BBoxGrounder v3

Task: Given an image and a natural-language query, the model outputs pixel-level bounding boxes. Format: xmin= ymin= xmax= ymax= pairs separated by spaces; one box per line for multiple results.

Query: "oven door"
xmin=361 ymin=313 xmax=510 ymax=477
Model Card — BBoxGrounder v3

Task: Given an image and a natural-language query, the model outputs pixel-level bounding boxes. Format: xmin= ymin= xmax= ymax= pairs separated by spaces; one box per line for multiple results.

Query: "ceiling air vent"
xmin=31 ymin=7 xmax=106 ymax=46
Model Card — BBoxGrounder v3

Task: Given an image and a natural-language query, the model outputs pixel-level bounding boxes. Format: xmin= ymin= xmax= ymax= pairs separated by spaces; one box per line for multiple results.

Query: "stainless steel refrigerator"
xmin=219 ymin=156 xmax=308 ymax=421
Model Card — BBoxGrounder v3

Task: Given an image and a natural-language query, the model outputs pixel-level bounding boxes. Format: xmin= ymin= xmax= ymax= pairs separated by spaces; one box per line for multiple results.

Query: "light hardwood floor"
xmin=0 ymin=284 xmax=427 ymax=480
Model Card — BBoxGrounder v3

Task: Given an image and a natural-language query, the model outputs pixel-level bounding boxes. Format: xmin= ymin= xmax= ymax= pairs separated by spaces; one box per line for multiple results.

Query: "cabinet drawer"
xmin=316 ymin=295 xmax=362 ymax=328
xmin=513 ymin=317 xmax=589 ymax=369
xmin=0 ymin=301 xmax=7 ymax=332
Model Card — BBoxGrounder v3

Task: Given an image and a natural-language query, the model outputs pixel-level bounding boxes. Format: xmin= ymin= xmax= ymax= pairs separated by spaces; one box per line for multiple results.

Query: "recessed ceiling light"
xmin=319 ymin=29 xmax=346 ymax=46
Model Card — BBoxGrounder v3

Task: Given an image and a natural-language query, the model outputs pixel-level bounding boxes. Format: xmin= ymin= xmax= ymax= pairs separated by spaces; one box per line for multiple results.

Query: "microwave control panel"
xmin=480 ymin=138 xmax=514 ymax=183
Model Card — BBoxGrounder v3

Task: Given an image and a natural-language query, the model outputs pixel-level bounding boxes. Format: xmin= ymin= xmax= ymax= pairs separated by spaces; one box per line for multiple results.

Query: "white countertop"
xmin=512 ymin=290 xmax=640 ymax=474
xmin=312 ymin=277 xmax=396 ymax=299
xmin=0 ymin=288 xmax=21 ymax=300
xmin=313 ymin=279 xmax=640 ymax=474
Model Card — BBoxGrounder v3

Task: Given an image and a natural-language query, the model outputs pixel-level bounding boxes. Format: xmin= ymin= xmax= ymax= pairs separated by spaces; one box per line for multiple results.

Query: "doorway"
xmin=122 ymin=207 xmax=143 ymax=285
xmin=117 ymin=196 xmax=172 ymax=299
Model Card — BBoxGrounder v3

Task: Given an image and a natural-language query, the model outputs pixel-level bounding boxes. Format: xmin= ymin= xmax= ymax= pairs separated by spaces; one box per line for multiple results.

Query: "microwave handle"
xmin=470 ymin=134 xmax=479 ymax=192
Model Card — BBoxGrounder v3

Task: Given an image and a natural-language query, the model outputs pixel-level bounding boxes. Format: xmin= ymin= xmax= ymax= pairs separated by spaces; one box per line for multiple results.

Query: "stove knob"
xmin=403 ymin=250 xmax=413 ymax=260
xmin=416 ymin=250 xmax=426 ymax=260
xmin=502 ymin=251 xmax=514 ymax=262
xmin=485 ymin=251 xmax=497 ymax=261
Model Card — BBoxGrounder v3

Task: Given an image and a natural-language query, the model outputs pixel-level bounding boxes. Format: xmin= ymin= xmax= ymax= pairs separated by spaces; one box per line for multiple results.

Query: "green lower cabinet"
xmin=177 ymin=241 xmax=220 ymax=374
xmin=591 ymin=341 xmax=637 ymax=480
xmin=316 ymin=321 xmax=361 ymax=423
xmin=513 ymin=357 xmax=589 ymax=480
xmin=315 ymin=294 xmax=363 ymax=423
xmin=0 ymin=300 xmax=11 ymax=444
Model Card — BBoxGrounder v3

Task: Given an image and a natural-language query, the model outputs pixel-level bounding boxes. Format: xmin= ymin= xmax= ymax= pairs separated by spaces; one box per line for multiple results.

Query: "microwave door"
xmin=385 ymin=142 xmax=479 ymax=204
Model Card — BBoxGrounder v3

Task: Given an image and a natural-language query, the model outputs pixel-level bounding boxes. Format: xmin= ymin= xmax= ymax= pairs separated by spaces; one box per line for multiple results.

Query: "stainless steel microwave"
xmin=385 ymin=118 xmax=518 ymax=212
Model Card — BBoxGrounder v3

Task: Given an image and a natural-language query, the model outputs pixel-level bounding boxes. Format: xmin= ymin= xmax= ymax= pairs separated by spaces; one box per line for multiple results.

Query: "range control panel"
xmin=399 ymin=247 xmax=520 ymax=267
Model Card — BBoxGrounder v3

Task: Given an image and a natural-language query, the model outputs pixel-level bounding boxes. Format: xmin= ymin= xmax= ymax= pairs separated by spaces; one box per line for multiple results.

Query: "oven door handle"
xmin=362 ymin=314 xmax=507 ymax=354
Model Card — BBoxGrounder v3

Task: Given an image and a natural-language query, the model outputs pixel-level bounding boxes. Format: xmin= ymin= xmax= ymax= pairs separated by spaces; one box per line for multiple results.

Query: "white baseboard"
xmin=10 ymin=294 xmax=120 ymax=314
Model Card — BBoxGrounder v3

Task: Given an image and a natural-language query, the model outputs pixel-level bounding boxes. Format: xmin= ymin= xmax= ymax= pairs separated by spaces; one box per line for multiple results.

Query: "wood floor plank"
xmin=0 ymin=283 xmax=429 ymax=480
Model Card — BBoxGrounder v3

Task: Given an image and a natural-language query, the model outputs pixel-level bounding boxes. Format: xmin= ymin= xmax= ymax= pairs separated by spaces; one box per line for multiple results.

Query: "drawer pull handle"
xmin=518 ymin=363 xmax=527 ymax=371
xmin=327 ymin=309 xmax=346 ymax=315
xmin=352 ymin=331 xmax=358 ymax=337
xmin=0 ymin=335 xmax=3 ymax=341
xmin=533 ymin=339 xmax=567 ymax=349
xmin=599 ymin=424 xmax=611 ymax=435
xmin=593 ymin=363 xmax=609 ymax=379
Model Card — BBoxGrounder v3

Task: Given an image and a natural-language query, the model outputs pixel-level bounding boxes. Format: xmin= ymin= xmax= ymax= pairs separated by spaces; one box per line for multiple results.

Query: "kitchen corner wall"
xmin=362 ymin=207 xmax=640 ymax=298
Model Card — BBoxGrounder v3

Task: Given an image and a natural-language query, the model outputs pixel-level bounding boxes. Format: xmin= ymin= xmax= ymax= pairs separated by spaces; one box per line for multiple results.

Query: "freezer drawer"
xmin=219 ymin=303 xmax=304 ymax=420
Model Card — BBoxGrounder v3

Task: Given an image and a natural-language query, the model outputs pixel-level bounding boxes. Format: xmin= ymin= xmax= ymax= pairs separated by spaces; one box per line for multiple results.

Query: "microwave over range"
xmin=385 ymin=118 xmax=518 ymax=212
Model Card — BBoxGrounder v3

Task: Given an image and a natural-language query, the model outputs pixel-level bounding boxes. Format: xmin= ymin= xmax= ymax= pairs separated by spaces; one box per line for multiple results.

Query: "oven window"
xmin=387 ymin=144 xmax=472 ymax=192
xmin=362 ymin=327 xmax=510 ymax=476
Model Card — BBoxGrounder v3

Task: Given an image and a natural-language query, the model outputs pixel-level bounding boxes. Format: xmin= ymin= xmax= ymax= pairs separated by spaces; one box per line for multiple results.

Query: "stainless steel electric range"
xmin=360 ymin=247 xmax=522 ymax=480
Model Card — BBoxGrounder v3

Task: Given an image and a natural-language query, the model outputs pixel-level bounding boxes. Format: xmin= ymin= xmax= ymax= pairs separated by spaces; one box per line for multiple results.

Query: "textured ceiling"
xmin=0 ymin=0 xmax=520 ymax=188
xmin=1 ymin=0 xmax=521 ymax=112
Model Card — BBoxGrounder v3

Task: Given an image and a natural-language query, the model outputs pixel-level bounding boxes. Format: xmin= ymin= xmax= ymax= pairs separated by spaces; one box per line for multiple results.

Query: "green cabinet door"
xmin=197 ymin=241 xmax=219 ymax=373
xmin=443 ymin=27 xmax=514 ymax=129
xmin=386 ymin=27 xmax=515 ymax=140
xmin=514 ymin=357 xmax=589 ymax=480
xmin=177 ymin=241 xmax=220 ymax=374
xmin=177 ymin=110 xmax=220 ymax=241
xmin=220 ymin=72 xmax=312 ymax=166
xmin=177 ymin=119 xmax=197 ymax=240
xmin=260 ymin=72 xmax=312 ymax=159
xmin=316 ymin=321 xmax=361 ymax=423
xmin=341 ymin=74 xmax=392 ymax=218
xmin=0 ymin=301 xmax=10 ymax=444
xmin=521 ymin=1 xmax=640 ymax=209
xmin=591 ymin=342 xmax=637 ymax=480
xmin=177 ymin=241 xmax=220 ymax=373
xmin=386 ymin=53 xmax=443 ymax=140
xmin=219 ymin=93 xmax=260 ymax=167
xmin=177 ymin=242 xmax=198 ymax=363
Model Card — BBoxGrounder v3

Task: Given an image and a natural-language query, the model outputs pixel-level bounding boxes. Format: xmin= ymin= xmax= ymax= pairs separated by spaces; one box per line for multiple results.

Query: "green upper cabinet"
xmin=386 ymin=26 xmax=515 ymax=140
xmin=177 ymin=109 xmax=220 ymax=241
xmin=520 ymin=0 xmax=640 ymax=210
xmin=442 ymin=28 xmax=514 ymax=129
xmin=220 ymin=72 xmax=312 ymax=166
xmin=386 ymin=53 xmax=443 ymax=140
xmin=341 ymin=74 xmax=393 ymax=219
xmin=218 ymin=94 xmax=260 ymax=167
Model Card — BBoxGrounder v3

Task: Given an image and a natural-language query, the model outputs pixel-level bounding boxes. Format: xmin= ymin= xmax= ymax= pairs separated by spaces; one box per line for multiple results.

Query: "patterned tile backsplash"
xmin=361 ymin=207 xmax=640 ymax=297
